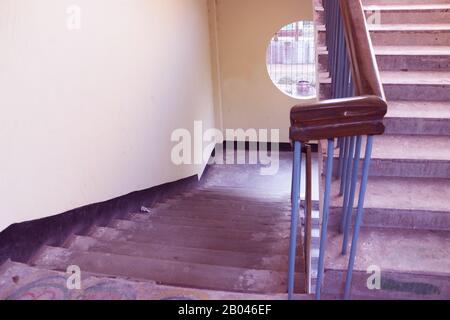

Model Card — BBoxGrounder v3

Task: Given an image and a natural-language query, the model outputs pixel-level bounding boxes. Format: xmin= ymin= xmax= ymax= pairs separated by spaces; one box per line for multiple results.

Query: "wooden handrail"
xmin=290 ymin=96 xmax=387 ymax=141
xmin=289 ymin=0 xmax=387 ymax=142
xmin=340 ymin=0 xmax=385 ymax=99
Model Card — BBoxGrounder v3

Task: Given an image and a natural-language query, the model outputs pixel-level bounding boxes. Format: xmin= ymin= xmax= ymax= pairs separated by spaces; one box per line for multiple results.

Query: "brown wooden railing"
xmin=287 ymin=0 xmax=387 ymax=300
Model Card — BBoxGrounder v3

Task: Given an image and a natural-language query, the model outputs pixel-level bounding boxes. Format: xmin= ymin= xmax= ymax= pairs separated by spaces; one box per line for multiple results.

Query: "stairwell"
xmin=0 ymin=151 xmax=307 ymax=300
xmin=317 ymin=0 xmax=450 ymax=299
xmin=1 ymin=0 xmax=450 ymax=301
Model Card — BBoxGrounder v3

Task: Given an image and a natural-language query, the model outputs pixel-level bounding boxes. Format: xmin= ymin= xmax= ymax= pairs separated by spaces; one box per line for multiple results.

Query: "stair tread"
xmin=32 ymin=246 xmax=302 ymax=294
xmin=326 ymin=227 xmax=450 ymax=275
xmin=386 ymin=101 xmax=450 ymax=119
xmin=88 ymin=227 xmax=292 ymax=255
xmin=331 ymin=176 xmax=450 ymax=213
xmin=0 ymin=260 xmax=300 ymax=300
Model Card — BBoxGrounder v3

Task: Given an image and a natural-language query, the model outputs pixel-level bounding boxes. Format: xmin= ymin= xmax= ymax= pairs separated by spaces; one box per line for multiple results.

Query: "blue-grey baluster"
xmin=339 ymin=137 xmax=349 ymax=196
xmin=315 ymin=139 xmax=335 ymax=300
xmin=335 ymin=15 xmax=346 ymax=98
xmin=344 ymin=136 xmax=375 ymax=300
xmin=337 ymin=137 xmax=345 ymax=179
xmin=340 ymin=136 xmax=356 ymax=233
xmin=288 ymin=141 xmax=302 ymax=300
xmin=341 ymin=136 xmax=362 ymax=255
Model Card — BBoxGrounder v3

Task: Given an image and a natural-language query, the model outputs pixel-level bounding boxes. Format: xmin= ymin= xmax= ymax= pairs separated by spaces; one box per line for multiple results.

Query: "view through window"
xmin=266 ymin=21 xmax=316 ymax=99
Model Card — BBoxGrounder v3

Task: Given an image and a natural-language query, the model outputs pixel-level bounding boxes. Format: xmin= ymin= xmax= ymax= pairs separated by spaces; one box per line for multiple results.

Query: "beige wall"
xmin=0 ymin=0 xmax=216 ymax=231
xmin=212 ymin=0 xmax=314 ymax=142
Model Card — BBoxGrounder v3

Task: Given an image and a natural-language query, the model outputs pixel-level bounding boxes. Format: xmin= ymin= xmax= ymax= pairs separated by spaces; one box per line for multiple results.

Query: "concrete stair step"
xmin=0 ymin=260 xmax=307 ymax=300
xmin=319 ymin=46 xmax=450 ymax=72
xmin=128 ymin=213 xmax=291 ymax=232
xmin=151 ymin=201 xmax=290 ymax=221
xmin=158 ymin=199 xmax=290 ymax=213
xmin=321 ymin=71 xmax=450 ymax=100
xmin=364 ymin=4 xmax=450 ymax=25
xmin=316 ymin=4 xmax=450 ymax=25
xmin=167 ymin=193 xmax=290 ymax=206
xmin=193 ymin=186 xmax=291 ymax=199
xmin=363 ymin=0 xmax=450 ymax=5
xmin=88 ymin=226 xmax=291 ymax=255
xmin=66 ymin=235 xmax=299 ymax=272
xmin=385 ymin=101 xmax=450 ymax=135
xmin=319 ymin=24 xmax=450 ymax=46
xmin=108 ymin=219 xmax=291 ymax=242
xmin=326 ymin=135 xmax=450 ymax=179
xmin=382 ymin=71 xmax=450 ymax=101
xmin=368 ymin=24 xmax=450 ymax=46
xmin=31 ymin=246 xmax=303 ymax=294
xmin=329 ymin=176 xmax=450 ymax=231
xmin=320 ymin=71 xmax=450 ymax=102
xmin=146 ymin=207 xmax=292 ymax=223
xmin=323 ymin=227 xmax=450 ymax=299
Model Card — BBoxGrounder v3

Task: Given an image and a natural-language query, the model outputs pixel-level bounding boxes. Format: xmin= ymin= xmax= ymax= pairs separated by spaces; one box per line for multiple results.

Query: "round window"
xmin=266 ymin=21 xmax=316 ymax=99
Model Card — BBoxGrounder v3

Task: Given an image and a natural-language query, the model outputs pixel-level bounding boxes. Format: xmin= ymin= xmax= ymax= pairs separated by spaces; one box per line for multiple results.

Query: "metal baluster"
xmin=340 ymin=136 xmax=356 ymax=233
xmin=339 ymin=137 xmax=349 ymax=196
xmin=344 ymin=136 xmax=374 ymax=300
xmin=315 ymin=139 xmax=335 ymax=300
xmin=342 ymin=136 xmax=362 ymax=255
xmin=288 ymin=141 xmax=302 ymax=300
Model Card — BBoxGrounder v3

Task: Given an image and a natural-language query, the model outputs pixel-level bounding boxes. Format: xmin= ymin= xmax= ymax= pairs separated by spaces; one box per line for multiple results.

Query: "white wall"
xmin=0 ymin=0 xmax=216 ymax=231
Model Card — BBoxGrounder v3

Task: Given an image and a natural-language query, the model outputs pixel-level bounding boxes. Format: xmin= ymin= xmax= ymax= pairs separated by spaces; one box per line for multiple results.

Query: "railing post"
xmin=315 ymin=138 xmax=335 ymax=300
xmin=344 ymin=135 xmax=374 ymax=300
xmin=288 ymin=141 xmax=302 ymax=300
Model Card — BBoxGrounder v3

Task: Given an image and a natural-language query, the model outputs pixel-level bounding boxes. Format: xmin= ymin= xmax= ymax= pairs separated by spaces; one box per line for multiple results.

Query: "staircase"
xmin=318 ymin=0 xmax=450 ymax=299
xmin=0 ymin=151 xmax=306 ymax=300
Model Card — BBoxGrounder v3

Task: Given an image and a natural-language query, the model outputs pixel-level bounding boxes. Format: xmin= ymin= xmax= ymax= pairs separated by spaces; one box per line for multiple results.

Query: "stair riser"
xmin=366 ymin=11 xmax=450 ymax=25
xmin=384 ymin=117 xmax=450 ymax=136
xmin=384 ymin=84 xmax=450 ymax=101
xmin=319 ymin=30 xmax=450 ymax=47
xmin=329 ymin=208 xmax=450 ymax=231
xmin=326 ymin=158 xmax=450 ymax=179
xmin=370 ymin=30 xmax=450 ymax=46
xmin=319 ymin=54 xmax=450 ymax=72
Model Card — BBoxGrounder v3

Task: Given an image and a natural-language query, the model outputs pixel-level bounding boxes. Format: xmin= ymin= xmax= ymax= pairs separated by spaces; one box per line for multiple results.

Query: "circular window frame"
xmin=266 ymin=20 xmax=317 ymax=100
